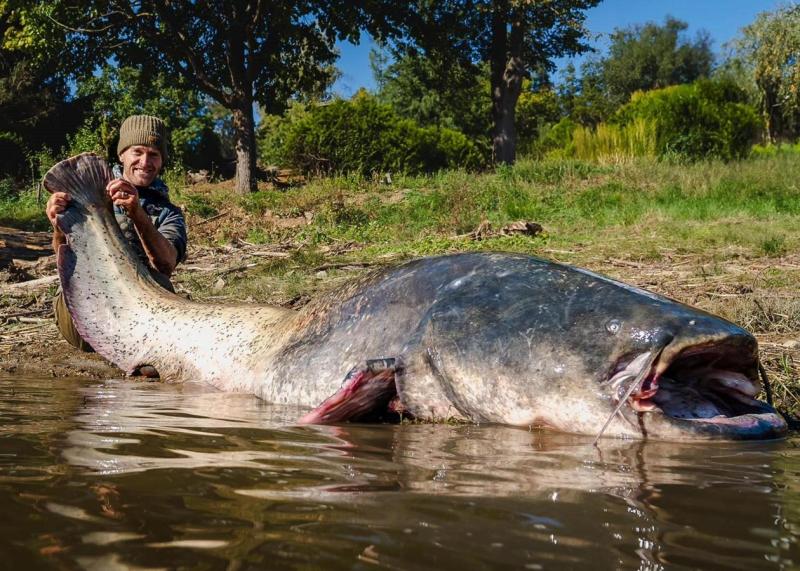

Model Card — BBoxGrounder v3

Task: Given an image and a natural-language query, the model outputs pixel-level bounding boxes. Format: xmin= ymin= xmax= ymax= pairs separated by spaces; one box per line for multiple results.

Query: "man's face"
xmin=119 ymin=145 xmax=163 ymax=187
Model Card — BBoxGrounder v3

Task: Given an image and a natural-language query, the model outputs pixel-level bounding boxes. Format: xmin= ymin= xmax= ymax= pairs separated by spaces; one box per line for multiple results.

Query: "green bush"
xmin=613 ymin=79 xmax=761 ymax=160
xmin=264 ymin=93 xmax=485 ymax=176
xmin=529 ymin=118 xmax=578 ymax=158
xmin=258 ymin=104 xmax=310 ymax=167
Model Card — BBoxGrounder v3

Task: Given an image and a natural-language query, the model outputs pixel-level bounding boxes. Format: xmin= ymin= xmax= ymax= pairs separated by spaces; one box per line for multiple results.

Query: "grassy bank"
xmin=4 ymin=154 xmax=799 ymax=258
xmin=185 ymin=153 xmax=800 ymax=257
xmin=2 ymin=154 xmax=799 ymax=412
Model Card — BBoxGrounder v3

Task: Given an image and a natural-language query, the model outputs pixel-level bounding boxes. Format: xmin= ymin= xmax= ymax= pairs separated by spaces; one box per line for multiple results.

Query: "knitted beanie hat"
xmin=117 ymin=115 xmax=168 ymax=161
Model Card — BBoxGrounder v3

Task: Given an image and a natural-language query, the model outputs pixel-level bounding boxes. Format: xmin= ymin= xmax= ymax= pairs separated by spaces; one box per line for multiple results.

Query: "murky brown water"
xmin=1 ymin=376 xmax=799 ymax=570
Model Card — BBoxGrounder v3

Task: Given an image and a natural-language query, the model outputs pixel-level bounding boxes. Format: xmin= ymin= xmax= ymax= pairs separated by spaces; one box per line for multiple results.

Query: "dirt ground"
xmin=1 ymin=225 xmax=798 ymax=414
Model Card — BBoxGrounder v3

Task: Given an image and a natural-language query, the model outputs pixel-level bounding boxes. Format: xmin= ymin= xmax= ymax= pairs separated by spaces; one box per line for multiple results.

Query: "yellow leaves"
xmin=738 ymin=5 xmax=800 ymax=120
xmin=1 ymin=3 xmax=62 ymax=56
xmin=1 ymin=5 xmax=41 ymax=51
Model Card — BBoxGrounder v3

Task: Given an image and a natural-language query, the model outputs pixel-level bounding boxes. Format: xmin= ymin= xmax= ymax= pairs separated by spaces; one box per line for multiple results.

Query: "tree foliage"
xmin=613 ymin=79 xmax=760 ymax=160
xmin=389 ymin=0 xmax=598 ymax=165
xmin=68 ymin=65 xmax=231 ymax=173
xmin=600 ymin=17 xmax=713 ymax=109
xmin=372 ymin=48 xmax=560 ymax=159
xmin=563 ymin=17 xmax=713 ymax=124
xmin=729 ymin=5 xmax=800 ymax=142
xmin=0 ymin=1 xmax=89 ymax=174
xmin=259 ymin=92 xmax=484 ymax=176
xmin=37 ymin=0 xmax=396 ymax=192
xmin=372 ymin=49 xmax=492 ymax=150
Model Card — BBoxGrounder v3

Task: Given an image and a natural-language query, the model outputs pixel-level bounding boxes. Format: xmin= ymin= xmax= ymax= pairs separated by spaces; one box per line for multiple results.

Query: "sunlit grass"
xmin=0 ymin=179 xmax=49 ymax=230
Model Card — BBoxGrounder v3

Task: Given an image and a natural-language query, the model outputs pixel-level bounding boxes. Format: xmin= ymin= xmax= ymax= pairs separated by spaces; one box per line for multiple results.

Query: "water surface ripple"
xmin=1 ymin=376 xmax=799 ymax=570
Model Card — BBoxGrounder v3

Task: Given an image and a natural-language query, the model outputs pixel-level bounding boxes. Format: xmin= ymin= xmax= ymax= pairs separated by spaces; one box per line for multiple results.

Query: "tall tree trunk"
xmin=232 ymin=100 xmax=257 ymax=194
xmin=489 ymin=3 xmax=524 ymax=165
xmin=762 ymin=84 xmax=782 ymax=144
xmin=491 ymin=58 xmax=524 ymax=164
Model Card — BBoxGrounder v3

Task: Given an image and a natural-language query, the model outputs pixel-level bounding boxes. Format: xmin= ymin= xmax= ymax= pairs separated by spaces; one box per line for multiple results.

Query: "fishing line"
xmin=592 ymin=346 xmax=665 ymax=447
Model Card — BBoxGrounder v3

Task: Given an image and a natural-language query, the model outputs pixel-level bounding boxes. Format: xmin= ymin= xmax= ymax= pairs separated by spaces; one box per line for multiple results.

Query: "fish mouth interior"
xmin=612 ymin=343 xmax=786 ymax=435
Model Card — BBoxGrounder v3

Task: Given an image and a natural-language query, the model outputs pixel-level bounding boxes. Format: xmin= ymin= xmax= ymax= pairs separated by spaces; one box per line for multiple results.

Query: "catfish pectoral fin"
xmin=298 ymin=358 xmax=402 ymax=424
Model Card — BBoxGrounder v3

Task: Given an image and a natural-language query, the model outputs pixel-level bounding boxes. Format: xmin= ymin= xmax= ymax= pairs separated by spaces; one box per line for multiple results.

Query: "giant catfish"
xmin=43 ymin=153 xmax=787 ymax=440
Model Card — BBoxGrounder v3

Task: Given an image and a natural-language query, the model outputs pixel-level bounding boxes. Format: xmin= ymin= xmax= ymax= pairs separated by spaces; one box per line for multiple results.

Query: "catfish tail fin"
xmin=43 ymin=153 xmax=112 ymax=209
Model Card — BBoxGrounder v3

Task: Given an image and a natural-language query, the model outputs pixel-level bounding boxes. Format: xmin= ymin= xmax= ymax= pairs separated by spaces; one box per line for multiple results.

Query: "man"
xmin=46 ymin=115 xmax=187 ymax=371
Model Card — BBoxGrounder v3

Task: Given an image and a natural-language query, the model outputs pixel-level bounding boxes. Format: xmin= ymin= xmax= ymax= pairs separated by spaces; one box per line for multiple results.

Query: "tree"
xmin=390 ymin=0 xmax=598 ymax=165
xmin=600 ymin=17 xmax=713 ymax=110
xmin=0 ymin=1 xmax=89 ymax=168
xmin=729 ymin=5 xmax=800 ymax=143
xmin=43 ymin=1 xmax=394 ymax=193
xmin=372 ymin=49 xmax=492 ymax=150
xmin=70 ymin=65 xmax=231 ymax=173
xmin=558 ymin=62 xmax=609 ymax=126
xmin=565 ymin=17 xmax=713 ymax=124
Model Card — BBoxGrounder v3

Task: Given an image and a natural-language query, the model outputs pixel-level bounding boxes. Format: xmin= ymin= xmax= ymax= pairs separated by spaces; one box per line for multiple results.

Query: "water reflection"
xmin=2 ymin=376 xmax=799 ymax=570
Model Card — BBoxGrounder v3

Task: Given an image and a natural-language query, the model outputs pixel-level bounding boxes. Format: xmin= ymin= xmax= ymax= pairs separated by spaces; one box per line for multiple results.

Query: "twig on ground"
xmin=217 ymin=263 xmax=258 ymax=276
xmin=193 ymin=210 xmax=231 ymax=226
xmin=313 ymin=261 xmax=381 ymax=272
xmin=1 ymin=275 xmax=59 ymax=291
xmin=607 ymin=258 xmax=645 ymax=268
xmin=1 ymin=308 xmax=50 ymax=321
xmin=247 ymin=251 xmax=292 ymax=259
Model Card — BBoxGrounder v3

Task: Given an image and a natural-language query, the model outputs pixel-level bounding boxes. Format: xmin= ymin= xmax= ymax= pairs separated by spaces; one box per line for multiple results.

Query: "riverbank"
xmin=1 ymin=155 xmax=798 ymax=413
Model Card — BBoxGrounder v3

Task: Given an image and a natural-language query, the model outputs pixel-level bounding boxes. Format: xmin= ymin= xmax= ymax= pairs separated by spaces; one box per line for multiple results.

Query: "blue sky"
xmin=332 ymin=0 xmax=783 ymax=96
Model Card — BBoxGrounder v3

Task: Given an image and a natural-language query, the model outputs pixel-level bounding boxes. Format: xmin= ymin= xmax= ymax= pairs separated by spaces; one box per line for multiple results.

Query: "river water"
xmin=1 ymin=375 xmax=799 ymax=570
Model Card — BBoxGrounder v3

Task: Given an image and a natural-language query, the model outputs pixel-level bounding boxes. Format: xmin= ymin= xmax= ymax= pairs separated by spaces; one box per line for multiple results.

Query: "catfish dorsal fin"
xmin=43 ymin=153 xmax=113 ymax=209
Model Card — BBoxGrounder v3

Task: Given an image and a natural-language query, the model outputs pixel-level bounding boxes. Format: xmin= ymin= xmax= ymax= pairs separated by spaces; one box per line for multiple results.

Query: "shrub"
xmin=265 ymin=93 xmax=485 ymax=176
xmin=613 ymin=79 xmax=762 ymax=160
xmin=571 ymin=118 xmax=658 ymax=162
xmin=258 ymin=103 xmax=310 ymax=166
xmin=530 ymin=118 xmax=578 ymax=158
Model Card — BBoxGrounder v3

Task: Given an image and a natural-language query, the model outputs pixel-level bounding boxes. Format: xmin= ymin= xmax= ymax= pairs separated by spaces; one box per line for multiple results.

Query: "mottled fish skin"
xmin=266 ymin=253 xmax=768 ymax=439
xmin=45 ymin=153 xmax=293 ymax=394
xmin=44 ymin=153 xmax=785 ymax=440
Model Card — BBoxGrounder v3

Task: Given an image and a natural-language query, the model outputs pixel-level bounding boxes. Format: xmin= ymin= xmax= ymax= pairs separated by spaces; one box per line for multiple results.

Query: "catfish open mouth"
xmin=609 ymin=343 xmax=787 ymax=438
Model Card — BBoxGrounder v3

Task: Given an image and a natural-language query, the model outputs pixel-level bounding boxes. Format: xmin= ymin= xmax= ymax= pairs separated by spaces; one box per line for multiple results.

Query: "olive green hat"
xmin=117 ymin=115 xmax=168 ymax=161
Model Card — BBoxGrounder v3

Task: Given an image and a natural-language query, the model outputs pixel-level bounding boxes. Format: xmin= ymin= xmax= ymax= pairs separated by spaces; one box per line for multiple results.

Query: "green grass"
xmin=570 ymin=118 xmax=658 ymax=162
xmin=0 ymin=179 xmax=49 ymax=230
xmin=6 ymin=154 xmax=799 ymax=262
xmin=153 ymin=154 xmax=800 ymax=266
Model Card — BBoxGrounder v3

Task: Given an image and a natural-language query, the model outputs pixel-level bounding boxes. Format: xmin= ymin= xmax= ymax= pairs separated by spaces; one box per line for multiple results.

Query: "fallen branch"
xmin=313 ymin=261 xmax=382 ymax=272
xmin=247 ymin=251 xmax=292 ymax=259
xmin=217 ymin=262 xmax=257 ymax=276
xmin=5 ymin=316 xmax=49 ymax=324
xmin=1 ymin=275 xmax=59 ymax=291
xmin=193 ymin=210 xmax=231 ymax=226
xmin=2 ymin=308 xmax=51 ymax=321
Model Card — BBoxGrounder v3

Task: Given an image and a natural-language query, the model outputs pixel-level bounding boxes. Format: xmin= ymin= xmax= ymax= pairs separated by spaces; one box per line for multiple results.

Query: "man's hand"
xmin=107 ymin=178 xmax=178 ymax=276
xmin=45 ymin=192 xmax=71 ymax=229
xmin=107 ymin=179 xmax=142 ymax=220
xmin=45 ymin=192 xmax=71 ymax=250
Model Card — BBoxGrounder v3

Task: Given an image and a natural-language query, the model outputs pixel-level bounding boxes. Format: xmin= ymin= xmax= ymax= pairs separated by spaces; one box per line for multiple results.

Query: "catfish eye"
xmin=606 ymin=319 xmax=621 ymax=335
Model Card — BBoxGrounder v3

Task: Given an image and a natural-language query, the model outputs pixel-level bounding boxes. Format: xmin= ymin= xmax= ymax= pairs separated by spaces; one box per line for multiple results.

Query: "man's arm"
xmin=130 ymin=209 xmax=179 ymax=276
xmin=107 ymin=179 xmax=178 ymax=276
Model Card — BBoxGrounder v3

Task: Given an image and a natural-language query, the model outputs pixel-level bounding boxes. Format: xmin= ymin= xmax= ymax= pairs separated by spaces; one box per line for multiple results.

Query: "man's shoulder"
xmin=150 ymin=178 xmax=170 ymax=198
